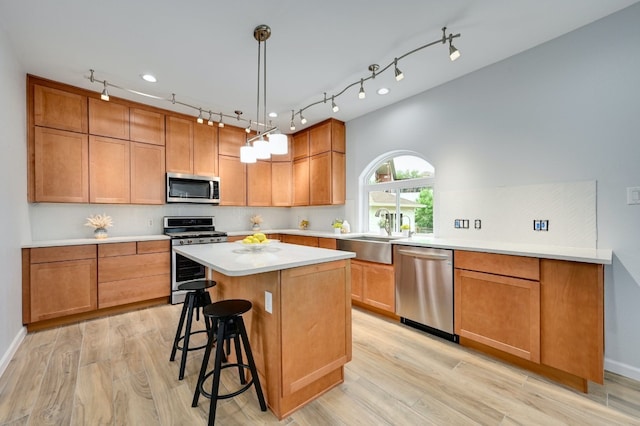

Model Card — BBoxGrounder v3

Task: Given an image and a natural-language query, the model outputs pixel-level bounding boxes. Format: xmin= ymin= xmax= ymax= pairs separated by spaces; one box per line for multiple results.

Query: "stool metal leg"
xmin=208 ymin=317 xmax=228 ymax=425
xmin=170 ymin=295 xmax=190 ymax=362
xmin=233 ymin=331 xmax=246 ymax=385
xmin=178 ymin=293 xmax=196 ymax=380
xmin=192 ymin=318 xmax=217 ymax=407
xmin=237 ymin=317 xmax=267 ymax=412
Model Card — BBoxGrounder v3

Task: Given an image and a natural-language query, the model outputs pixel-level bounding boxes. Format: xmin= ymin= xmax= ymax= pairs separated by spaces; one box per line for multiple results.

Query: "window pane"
xmin=392 ymin=156 xmax=434 ymax=180
xmin=368 ymin=190 xmax=396 ymax=232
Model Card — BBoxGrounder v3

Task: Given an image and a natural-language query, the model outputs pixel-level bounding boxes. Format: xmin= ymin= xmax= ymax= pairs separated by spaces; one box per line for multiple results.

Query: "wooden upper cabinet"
xmin=130 ymin=108 xmax=165 ymax=146
xmin=165 ymin=115 xmax=194 ymax=173
xmin=309 ymin=119 xmax=345 ymax=156
xmin=271 ymin=161 xmax=292 ymax=206
xmin=193 ymin=123 xmax=218 ymax=176
xmin=89 ymin=136 xmax=130 ymax=203
xmin=218 ymin=155 xmax=246 ymax=206
xmin=292 ymin=157 xmax=309 ymax=206
xmin=309 ymin=151 xmax=345 ymax=205
xmin=34 ymin=127 xmax=89 ymax=203
xmin=33 ymin=84 xmax=87 ymax=133
xmin=292 ymin=131 xmax=309 ymax=160
xmin=130 ymin=142 xmax=165 ymax=204
xmin=218 ymin=125 xmax=246 ymax=157
xmin=88 ymin=97 xmax=129 ymax=140
xmin=247 ymin=160 xmax=272 ymax=206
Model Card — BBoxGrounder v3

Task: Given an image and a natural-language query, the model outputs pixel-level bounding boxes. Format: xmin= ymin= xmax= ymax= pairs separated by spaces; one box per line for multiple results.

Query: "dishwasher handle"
xmin=396 ymin=248 xmax=450 ymax=261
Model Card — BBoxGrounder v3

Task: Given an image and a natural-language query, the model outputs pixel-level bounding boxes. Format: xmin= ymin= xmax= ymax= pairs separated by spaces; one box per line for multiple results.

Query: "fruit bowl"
xmin=235 ymin=239 xmax=279 ymax=252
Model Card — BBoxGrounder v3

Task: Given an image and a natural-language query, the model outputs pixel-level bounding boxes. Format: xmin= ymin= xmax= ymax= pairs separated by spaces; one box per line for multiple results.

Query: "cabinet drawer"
xmin=98 ymin=273 xmax=170 ymax=308
xmin=99 ymin=242 xmax=136 ymax=258
xmin=282 ymin=235 xmax=318 ymax=247
xmin=98 ymin=252 xmax=169 ymax=282
xmin=137 ymin=240 xmax=169 ymax=254
xmin=30 ymin=245 xmax=96 ymax=263
xmin=454 ymin=250 xmax=539 ymax=281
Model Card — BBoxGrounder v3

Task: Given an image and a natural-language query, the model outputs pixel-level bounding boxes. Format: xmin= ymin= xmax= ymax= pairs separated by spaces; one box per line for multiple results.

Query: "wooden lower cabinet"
xmin=24 ymin=245 xmax=97 ymax=323
xmin=281 ymin=234 xmax=318 ymax=247
xmin=98 ymin=241 xmax=170 ymax=308
xmin=454 ymin=250 xmax=604 ymax=391
xmin=22 ymin=240 xmax=170 ymax=328
xmin=350 ymin=259 xmax=395 ymax=314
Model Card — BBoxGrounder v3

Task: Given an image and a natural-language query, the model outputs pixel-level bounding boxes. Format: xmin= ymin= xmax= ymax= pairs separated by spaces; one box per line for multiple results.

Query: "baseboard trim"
xmin=605 ymin=357 xmax=640 ymax=381
xmin=0 ymin=326 xmax=27 ymax=379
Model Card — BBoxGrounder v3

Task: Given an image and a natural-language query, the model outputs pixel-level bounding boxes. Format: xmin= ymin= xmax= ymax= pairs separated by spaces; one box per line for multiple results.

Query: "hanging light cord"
xmin=87 ymin=25 xmax=460 ymax=131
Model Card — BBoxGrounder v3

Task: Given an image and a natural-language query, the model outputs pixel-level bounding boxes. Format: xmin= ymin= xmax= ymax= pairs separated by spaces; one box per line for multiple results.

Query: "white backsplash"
xmin=437 ymin=180 xmax=597 ymax=248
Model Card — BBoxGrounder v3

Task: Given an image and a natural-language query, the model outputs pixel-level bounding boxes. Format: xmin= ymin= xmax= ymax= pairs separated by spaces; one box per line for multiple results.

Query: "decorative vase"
xmin=252 ymin=224 xmax=260 ymax=231
xmin=334 ymin=228 xmax=341 ymax=234
xmin=94 ymin=227 xmax=108 ymax=239
xmin=402 ymin=230 xmax=410 ymax=237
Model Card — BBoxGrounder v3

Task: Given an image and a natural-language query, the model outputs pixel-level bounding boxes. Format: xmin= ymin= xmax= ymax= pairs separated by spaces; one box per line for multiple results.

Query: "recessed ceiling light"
xmin=141 ymin=74 xmax=157 ymax=83
xmin=377 ymin=87 xmax=390 ymax=95
xmin=268 ymin=111 xmax=278 ymax=118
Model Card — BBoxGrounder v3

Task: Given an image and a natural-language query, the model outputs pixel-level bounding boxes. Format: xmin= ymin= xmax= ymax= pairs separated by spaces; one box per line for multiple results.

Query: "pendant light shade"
xmin=240 ymin=143 xmax=256 ymax=163
xmin=269 ymin=132 xmax=288 ymax=155
xmin=253 ymin=137 xmax=271 ymax=159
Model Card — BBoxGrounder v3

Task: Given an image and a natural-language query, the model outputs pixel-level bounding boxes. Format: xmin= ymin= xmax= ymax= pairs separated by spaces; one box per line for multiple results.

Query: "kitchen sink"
xmin=336 ymin=235 xmax=401 ymax=264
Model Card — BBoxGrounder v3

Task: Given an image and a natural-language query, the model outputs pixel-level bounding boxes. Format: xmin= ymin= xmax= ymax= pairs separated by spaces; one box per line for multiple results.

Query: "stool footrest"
xmin=198 ymin=363 xmax=255 ymax=400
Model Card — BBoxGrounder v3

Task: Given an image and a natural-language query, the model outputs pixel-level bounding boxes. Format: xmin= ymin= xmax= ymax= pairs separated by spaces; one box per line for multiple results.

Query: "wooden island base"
xmin=211 ymin=259 xmax=352 ymax=419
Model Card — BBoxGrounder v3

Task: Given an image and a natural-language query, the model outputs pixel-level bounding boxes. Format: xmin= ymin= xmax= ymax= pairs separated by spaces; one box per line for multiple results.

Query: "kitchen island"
xmin=173 ymin=241 xmax=355 ymax=420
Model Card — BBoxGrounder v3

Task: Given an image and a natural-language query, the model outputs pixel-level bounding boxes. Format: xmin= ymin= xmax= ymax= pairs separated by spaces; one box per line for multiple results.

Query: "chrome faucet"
xmin=403 ymin=216 xmax=414 ymax=237
xmin=375 ymin=208 xmax=392 ymax=236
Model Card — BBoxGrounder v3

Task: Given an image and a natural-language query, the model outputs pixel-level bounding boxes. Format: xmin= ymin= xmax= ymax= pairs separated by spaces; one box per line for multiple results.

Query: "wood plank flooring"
xmin=1 ymin=303 xmax=639 ymax=425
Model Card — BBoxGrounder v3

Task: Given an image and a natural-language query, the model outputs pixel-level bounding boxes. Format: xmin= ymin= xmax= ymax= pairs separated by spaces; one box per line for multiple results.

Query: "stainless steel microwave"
xmin=166 ymin=172 xmax=220 ymax=204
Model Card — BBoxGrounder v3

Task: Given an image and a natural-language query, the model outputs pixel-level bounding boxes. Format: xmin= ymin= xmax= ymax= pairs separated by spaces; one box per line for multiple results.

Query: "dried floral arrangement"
xmin=250 ymin=214 xmax=263 ymax=225
xmin=84 ymin=213 xmax=113 ymax=229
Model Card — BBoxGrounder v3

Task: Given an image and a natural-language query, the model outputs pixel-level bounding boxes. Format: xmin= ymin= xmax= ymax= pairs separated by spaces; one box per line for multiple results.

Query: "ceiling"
xmin=0 ymin=0 xmax=637 ymax=133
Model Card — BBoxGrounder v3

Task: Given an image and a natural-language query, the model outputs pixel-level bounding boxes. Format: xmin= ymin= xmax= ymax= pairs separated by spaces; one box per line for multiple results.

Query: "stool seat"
xmin=177 ymin=279 xmax=216 ymax=292
xmin=203 ymin=299 xmax=251 ymax=318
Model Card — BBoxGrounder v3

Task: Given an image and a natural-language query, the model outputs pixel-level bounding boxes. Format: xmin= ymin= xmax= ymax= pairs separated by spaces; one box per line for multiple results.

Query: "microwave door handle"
xmin=210 ymin=181 xmax=214 ymax=198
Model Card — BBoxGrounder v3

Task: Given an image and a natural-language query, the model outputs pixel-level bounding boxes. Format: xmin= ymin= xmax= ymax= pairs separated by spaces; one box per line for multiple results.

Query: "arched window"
xmin=361 ymin=152 xmax=434 ymax=235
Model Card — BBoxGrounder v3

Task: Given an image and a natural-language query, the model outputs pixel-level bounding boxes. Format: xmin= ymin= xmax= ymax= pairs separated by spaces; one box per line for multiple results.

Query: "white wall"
xmin=346 ymin=4 xmax=640 ymax=379
xmin=0 ymin=24 xmax=30 ymax=375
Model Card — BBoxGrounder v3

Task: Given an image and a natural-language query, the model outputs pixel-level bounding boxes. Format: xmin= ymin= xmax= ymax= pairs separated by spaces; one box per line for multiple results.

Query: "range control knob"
xmin=187 ymin=239 xmax=193 ymax=245
xmin=179 ymin=240 xmax=185 ymax=245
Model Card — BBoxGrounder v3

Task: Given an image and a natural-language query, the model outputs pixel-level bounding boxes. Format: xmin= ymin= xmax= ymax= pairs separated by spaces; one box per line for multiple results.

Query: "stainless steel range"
xmin=164 ymin=216 xmax=227 ymax=304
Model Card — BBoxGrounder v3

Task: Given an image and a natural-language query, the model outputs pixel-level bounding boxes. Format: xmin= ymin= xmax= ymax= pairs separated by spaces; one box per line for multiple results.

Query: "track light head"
xmin=207 ymin=111 xmax=214 ymax=126
xmin=100 ymin=81 xmax=109 ymax=101
xmin=218 ymin=113 xmax=224 ymax=128
xmin=290 ymin=110 xmax=296 ymax=131
xmin=197 ymin=108 xmax=204 ymax=124
xmin=394 ymin=58 xmax=404 ymax=81
xmin=300 ymin=110 xmax=307 ymax=125
xmin=358 ymin=79 xmax=366 ymax=99
xmin=448 ymin=34 xmax=460 ymax=61
xmin=331 ymin=96 xmax=339 ymax=113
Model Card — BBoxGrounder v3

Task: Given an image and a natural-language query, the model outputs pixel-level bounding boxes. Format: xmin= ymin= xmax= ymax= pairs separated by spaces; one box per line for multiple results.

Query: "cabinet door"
xmin=218 ymin=155 xmax=246 ymax=206
xmin=218 ymin=125 xmax=246 ymax=157
xmin=292 ymin=157 xmax=309 ymax=206
xmin=34 ymin=127 xmax=89 ymax=203
xmin=33 ymin=84 xmax=87 ymax=133
xmin=130 ymin=142 xmax=165 ymax=204
xmin=350 ymin=260 xmax=364 ymax=301
xmin=540 ymin=260 xmax=604 ymax=384
xmin=165 ymin=115 xmax=193 ymax=173
xmin=454 ymin=269 xmax=540 ymax=363
xmin=331 ymin=119 xmax=346 ymax=153
xmin=318 ymin=238 xmax=337 ymax=250
xmin=362 ymin=262 xmax=395 ymax=312
xmin=292 ymin=131 xmax=309 ymax=160
xmin=130 ymin=108 xmax=165 ymax=146
xmin=89 ymin=136 xmax=130 ymax=203
xmin=309 ymin=121 xmax=331 ymax=156
xmin=281 ymin=235 xmax=318 ymax=247
xmin=30 ymin=259 xmax=97 ymax=322
xmin=309 ymin=152 xmax=331 ymax=205
xmin=193 ymin=123 xmax=218 ymax=176
xmin=247 ymin=160 xmax=272 ymax=206
xmin=88 ymin=97 xmax=129 ymax=139
xmin=331 ymin=151 xmax=346 ymax=205
xmin=271 ymin=161 xmax=292 ymax=206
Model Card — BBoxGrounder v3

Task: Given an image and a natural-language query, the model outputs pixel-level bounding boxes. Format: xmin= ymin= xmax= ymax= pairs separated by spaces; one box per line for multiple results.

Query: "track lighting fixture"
xmin=290 ymin=25 xmax=460 ymax=126
xmin=101 ymin=81 xmax=109 ymax=101
xmin=289 ymin=110 xmax=296 ymax=131
xmin=332 ymin=96 xmax=339 ymax=113
xmin=218 ymin=113 xmax=224 ymax=128
xmin=207 ymin=111 xmax=214 ymax=126
xmin=196 ymin=108 xmax=204 ymax=124
xmin=245 ymin=124 xmax=251 ymax=133
xmin=394 ymin=58 xmax=404 ymax=81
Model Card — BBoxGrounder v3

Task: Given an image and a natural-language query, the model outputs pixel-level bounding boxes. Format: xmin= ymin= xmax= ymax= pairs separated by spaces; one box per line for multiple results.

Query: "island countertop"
xmin=173 ymin=241 xmax=355 ymax=276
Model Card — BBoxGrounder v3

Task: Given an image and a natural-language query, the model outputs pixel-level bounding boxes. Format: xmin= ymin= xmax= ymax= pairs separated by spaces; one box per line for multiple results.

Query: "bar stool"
xmin=170 ymin=279 xmax=216 ymax=380
xmin=192 ymin=299 xmax=267 ymax=425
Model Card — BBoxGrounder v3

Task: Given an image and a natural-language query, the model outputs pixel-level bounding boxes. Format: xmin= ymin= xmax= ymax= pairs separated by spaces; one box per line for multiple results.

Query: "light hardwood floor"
xmin=1 ymin=304 xmax=639 ymax=425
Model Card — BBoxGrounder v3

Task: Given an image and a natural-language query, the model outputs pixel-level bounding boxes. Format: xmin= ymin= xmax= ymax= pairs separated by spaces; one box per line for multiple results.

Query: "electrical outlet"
xmin=462 ymin=219 xmax=469 ymax=229
xmin=454 ymin=219 xmax=461 ymax=229
xmin=627 ymin=187 xmax=640 ymax=205
xmin=540 ymin=220 xmax=549 ymax=231
xmin=474 ymin=219 xmax=481 ymax=229
xmin=148 ymin=219 xmax=153 ymax=227
xmin=265 ymin=291 xmax=273 ymax=314
xmin=533 ymin=220 xmax=541 ymax=231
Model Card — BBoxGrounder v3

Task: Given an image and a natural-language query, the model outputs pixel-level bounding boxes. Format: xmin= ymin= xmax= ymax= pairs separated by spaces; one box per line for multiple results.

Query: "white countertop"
xmin=22 ymin=234 xmax=169 ymax=248
xmin=173 ymin=241 xmax=356 ymax=277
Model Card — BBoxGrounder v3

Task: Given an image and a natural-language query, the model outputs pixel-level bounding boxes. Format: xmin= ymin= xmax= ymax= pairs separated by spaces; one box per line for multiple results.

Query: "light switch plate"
xmin=265 ymin=291 xmax=273 ymax=314
xmin=627 ymin=187 xmax=640 ymax=205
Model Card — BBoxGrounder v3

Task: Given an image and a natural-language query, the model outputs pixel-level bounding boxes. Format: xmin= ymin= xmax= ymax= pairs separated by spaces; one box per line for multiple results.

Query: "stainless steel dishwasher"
xmin=394 ymin=245 xmax=458 ymax=342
